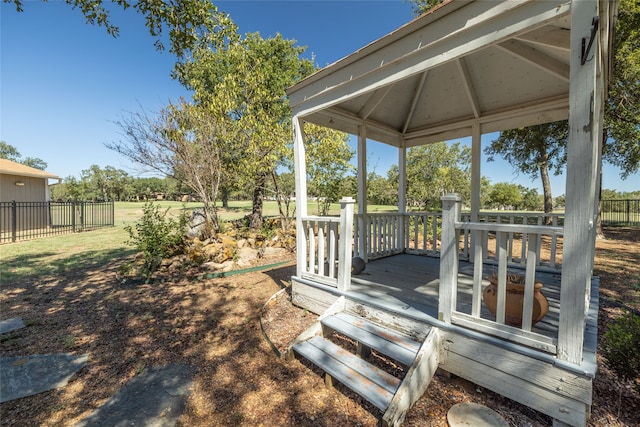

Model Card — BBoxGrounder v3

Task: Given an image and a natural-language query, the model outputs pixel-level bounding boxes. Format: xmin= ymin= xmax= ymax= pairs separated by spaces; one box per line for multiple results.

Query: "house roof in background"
xmin=0 ymin=159 xmax=60 ymax=179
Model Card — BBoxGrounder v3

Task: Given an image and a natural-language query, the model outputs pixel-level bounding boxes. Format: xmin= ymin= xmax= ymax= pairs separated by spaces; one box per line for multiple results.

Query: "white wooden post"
xmin=398 ymin=143 xmax=407 ymax=252
xmin=439 ymin=194 xmax=461 ymax=324
xmin=470 ymin=123 xmax=481 ymax=261
xmin=559 ymin=0 xmax=600 ymax=364
xmin=357 ymin=126 xmax=368 ymax=261
xmin=293 ymin=116 xmax=308 ymax=277
xmin=338 ymin=197 xmax=355 ymax=292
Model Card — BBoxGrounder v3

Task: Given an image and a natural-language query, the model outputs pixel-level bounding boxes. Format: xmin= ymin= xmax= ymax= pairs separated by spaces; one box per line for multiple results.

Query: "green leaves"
xmin=7 ymin=0 xmax=232 ymax=57
xmin=405 ymin=142 xmax=471 ymax=210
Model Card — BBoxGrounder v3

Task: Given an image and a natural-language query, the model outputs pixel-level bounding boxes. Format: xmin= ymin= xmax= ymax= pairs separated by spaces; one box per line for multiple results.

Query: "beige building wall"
xmin=1 ymin=174 xmax=47 ymax=203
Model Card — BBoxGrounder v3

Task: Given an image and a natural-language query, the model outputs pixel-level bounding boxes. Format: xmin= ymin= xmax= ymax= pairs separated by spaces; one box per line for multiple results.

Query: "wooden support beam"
xmin=559 ymin=0 xmax=600 ymax=365
xmin=357 ymin=126 xmax=368 ymax=260
xmin=358 ymin=84 xmax=394 ymax=120
xmin=456 ymin=57 xmax=481 ymax=118
xmin=293 ymin=116 xmax=308 ymax=278
xmin=402 ymin=70 xmax=428 ymax=134
xmin=439 ymin=194 xmax=461 ymax=324
xmin=496 ymin=39 xmax=570 ymax=82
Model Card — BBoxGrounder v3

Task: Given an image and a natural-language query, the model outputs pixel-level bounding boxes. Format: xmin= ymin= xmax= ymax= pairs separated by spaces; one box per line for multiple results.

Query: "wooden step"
xmin=321 ymin=312 xmax=423 ymax=366
xmin=293 ymin=335 xmax=401 ymax=411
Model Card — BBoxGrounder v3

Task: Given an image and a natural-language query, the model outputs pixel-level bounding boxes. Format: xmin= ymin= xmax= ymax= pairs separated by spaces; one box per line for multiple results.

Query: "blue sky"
xmin=1 ymin=0 xmax=637 ymax=198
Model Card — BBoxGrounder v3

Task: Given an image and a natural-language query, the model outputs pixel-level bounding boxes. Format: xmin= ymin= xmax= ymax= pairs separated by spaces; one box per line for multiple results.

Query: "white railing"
xmin=300 ymin=198 xmax=354 ymax=290
xmin=439 ymin=195 xmax=564 ymax=353
xmin=354 ymin=213 xmax=404 ymax=260
xmin=460 ymin=212 xmax=563 ymax=271
xmin=355 ymin=210 xmax=563 ymax=271
xmin=403 ymin=212 xmax=442 ymax=256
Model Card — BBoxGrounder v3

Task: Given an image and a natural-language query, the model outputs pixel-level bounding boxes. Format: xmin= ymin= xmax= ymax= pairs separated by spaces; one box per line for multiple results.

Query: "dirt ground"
xmin=0 ymin=228 xmax=638 ymax=426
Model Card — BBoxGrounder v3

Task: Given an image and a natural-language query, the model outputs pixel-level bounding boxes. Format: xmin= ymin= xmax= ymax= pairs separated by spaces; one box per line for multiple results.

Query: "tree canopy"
xmin=5 ymin=0 xmax=233 ymax=57
xmin=390 ymin=142 xmax=471 ymax=211
xmin=0 ymin=141 xmax=48 ymax=170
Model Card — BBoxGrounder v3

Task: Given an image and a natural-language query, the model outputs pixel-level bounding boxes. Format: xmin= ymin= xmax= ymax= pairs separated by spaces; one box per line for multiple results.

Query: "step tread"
xmin=322 ymin=312 xmax=421 ymax=366
xmin=293 ymin=335 xmax=400 ymax=411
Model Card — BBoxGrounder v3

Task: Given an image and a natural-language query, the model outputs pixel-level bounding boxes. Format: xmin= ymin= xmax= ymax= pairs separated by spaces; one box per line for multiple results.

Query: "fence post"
xmin=439 ymin=193 xmax=461 ymax=324
xmin=11 ymin=200 xmax=17 ymax=242
xmin=72 ymin=201 xmax=76 ymax=232
xmin=337 ymin=197 xmax=355 ymax=292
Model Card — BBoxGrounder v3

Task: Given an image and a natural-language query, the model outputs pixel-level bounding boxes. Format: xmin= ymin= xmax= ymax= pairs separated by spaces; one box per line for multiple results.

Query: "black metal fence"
xmin=601 ymin=199 xmax=640 ymax=226
xmin=0 ymin=201 xmax=114 ymax=243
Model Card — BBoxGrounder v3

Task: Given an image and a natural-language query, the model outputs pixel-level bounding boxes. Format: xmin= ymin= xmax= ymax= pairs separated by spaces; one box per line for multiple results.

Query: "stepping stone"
xmin=0 ymin=353 xmax=88 ymax=403
xmin=0 ymin=318 xmax=25 ymax=334
xmin=76 ymin=364 xmax=195 ymax=427
xmin=447 ymin=402 xmax=509 ymax=427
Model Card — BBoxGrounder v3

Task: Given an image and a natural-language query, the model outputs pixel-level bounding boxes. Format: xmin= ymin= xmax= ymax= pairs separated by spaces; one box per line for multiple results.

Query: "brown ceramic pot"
xmin=482 ymin=279 xmax=549 ymax=327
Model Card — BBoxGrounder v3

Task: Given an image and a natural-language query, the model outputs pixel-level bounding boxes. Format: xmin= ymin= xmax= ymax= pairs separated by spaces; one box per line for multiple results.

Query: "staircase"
xmin=287 ymin=297 xmax=442 ymax=427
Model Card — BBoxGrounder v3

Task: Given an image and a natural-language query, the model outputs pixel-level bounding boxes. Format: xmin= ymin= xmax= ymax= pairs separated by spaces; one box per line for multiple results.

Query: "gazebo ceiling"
xmin=287 ymin=0 xmax=585 ymax=147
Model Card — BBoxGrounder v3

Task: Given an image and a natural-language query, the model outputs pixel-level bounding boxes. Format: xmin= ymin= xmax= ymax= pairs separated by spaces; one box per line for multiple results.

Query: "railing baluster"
xmin=471 ymin=229 xmax=484 ymax=317
xmin=522 ymin=234 xmax=539 ymax=331
xmin=308 ymin=222 xmax=316 ymax=274
xmin=496 ymin=231 xmax=508 ymax=325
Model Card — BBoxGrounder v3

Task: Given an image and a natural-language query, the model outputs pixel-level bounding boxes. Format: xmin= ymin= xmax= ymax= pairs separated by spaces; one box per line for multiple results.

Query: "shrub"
xmin=602 ymin=312 xmax=640 ymax=391
xmin=124 ymin=202 xmax=188 ymax=282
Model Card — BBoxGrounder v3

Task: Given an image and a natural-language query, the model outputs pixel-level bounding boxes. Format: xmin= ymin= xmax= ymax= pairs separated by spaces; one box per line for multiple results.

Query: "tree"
xmin=174 ymin=30 xmax=315 ymax=229
xmin=5 ymin=0 xmax=234 ymax=58
xmin=518 ymin=186 xmax=543 ymax=211
xmin=604 ymin=0 xmax=640 ymax=179
xmin=408 ymin=0 xmax=444 ymax=16
xmin=401 ymin=142 xmax=471 ymax=210
xmin=109 ymin=100 xmax=230 ymax=234
xmin=485 ymin=121 xmax=567 ymax=217
xmin=304 ymin=124 xmax=354 ymax=215
xmin=0 ymin=141 xmax=48 ymax=170
xmin=488 ymin=182 xmax=523 ymax=210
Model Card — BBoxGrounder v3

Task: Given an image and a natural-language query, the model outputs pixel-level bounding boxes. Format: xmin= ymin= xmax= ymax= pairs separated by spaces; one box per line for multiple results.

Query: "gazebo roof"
xmin=286 ymin=0 xmax=615 ymax=147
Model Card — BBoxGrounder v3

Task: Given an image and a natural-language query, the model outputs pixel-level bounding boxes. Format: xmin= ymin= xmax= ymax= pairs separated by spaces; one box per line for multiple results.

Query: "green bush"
xmin=602 ymin=312 xmax=640 ymax=391
xmin=124 ymin=202 xmax=188 ymax=282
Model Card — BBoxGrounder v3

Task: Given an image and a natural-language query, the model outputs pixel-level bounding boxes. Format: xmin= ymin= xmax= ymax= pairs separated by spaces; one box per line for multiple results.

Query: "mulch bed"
xmin=1 ymin=228 xmax=639 ymax=426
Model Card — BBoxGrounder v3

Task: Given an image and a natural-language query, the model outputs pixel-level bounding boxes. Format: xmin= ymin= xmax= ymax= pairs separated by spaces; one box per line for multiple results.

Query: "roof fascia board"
xmin=286 ymin=0 xmax=468 ymax=95
xmin=289 ymin=0 xmax=571 ymax=118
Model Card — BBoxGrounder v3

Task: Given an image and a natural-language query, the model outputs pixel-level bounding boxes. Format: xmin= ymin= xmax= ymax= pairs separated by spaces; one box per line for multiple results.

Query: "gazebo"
xmin=284 ymin=1 xmax=617 ymax=426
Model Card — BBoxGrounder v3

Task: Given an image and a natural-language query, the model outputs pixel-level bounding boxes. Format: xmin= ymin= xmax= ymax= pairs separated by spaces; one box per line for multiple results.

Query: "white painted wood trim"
xmin=337 ymin=197 xmax=355 ymax=292
xmin=439 ymin=194 xmax=461 ymax=323
xmin=293 ymin=116 xmax=307 ymax=277
xmin=456 ymin=221 xmax=563 ymax=236
xmin=451 ymin=312 xmax=556 ymax=354
xmin=559 ymin=0 xmax=600 ymax=365
xmin=382 ymin=328 xmax=442 ymax=427
xmin=357 ymin=126 xmax=367 ymax=260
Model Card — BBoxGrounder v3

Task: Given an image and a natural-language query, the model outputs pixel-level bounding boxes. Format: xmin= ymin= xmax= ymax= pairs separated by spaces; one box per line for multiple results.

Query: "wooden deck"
xmin=300 ymin=253 xmax=597 ymax=370
xmin=292 ymin=253 xmax=600 ymax=426
xmin=350 ymin=254 xmax=564 ymax=339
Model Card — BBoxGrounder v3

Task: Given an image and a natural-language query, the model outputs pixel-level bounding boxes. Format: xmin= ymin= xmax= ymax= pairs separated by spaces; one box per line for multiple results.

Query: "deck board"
xmin=350 ymin=254 xmax=598 ymax=347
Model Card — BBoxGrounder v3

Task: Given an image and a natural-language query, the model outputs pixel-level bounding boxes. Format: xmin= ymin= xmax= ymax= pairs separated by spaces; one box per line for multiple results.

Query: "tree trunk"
xmin=249 ymin=173 xmax=266 ymax=230
xmin=538 ymin=148 xmax=554 ymax=225
xmin=221 ymin=187 xmax=229 ymax=209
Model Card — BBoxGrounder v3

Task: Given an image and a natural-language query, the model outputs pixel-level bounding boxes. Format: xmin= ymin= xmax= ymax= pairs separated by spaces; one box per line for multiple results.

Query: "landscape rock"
xmin=236 ymin=247 xmax=258 ymax=268
xmin=262 ymin=247 xmax=288 ymax=259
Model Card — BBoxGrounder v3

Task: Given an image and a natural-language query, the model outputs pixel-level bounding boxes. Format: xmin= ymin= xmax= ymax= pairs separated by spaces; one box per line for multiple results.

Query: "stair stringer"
xmin=282 ymin=296 xmax=347 ymax=360
xmin=382 ymin=327 xmax=443 ymax=427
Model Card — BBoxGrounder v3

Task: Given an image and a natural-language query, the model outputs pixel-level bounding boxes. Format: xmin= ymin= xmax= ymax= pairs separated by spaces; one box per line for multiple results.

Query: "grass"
xmin=0 ymin=200 xmax=352 ymax=283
